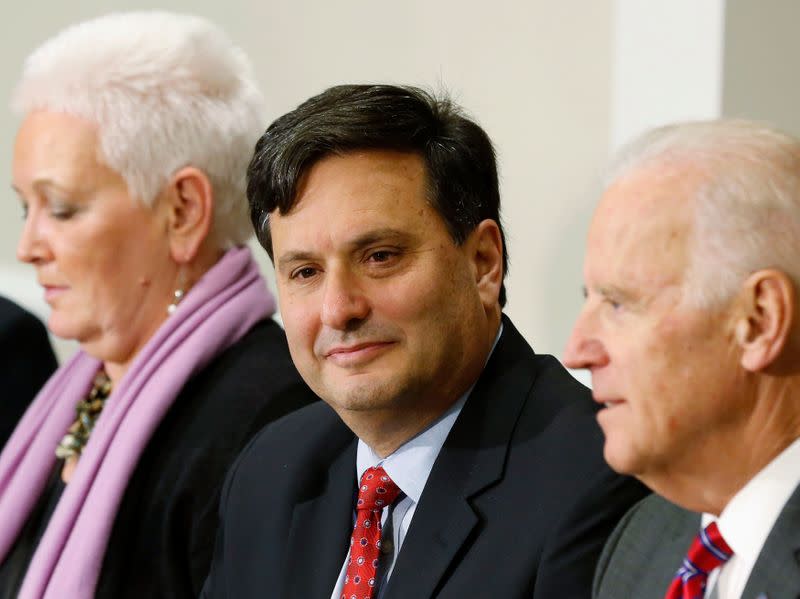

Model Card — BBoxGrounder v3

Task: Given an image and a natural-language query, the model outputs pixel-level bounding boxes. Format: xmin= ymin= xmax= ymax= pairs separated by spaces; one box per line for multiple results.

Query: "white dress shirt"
xmin=703 ymin=436 xmax=800 ymax=599
xmin=330 ymin=324 xmax=502 ymax=599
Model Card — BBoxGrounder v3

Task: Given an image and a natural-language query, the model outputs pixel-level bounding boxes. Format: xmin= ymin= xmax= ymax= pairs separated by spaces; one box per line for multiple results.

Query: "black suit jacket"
xmin=0 ymin=296 xmax=57 ymax=446
xmin=92 ymin=318 xmax=318 ymax=598
xmin=202 ymin=317 xmax=649 ymax=598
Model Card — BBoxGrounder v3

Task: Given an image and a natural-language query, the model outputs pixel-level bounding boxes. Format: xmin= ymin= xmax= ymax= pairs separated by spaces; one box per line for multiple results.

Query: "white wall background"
xmin=0 ymin=0 xmax=614 ymax=366
xmin=1 ymin=0 xmax=797 ymax=383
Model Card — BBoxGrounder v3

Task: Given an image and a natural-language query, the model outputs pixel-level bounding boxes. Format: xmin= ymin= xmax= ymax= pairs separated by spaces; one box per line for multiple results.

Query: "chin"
xmin=330 ymin=378 xmax=404 ymax=412
xmin=602 ymin=440 xmax=642 ymax=476
xmin=46 ymin=317 xmax=77 ymax=340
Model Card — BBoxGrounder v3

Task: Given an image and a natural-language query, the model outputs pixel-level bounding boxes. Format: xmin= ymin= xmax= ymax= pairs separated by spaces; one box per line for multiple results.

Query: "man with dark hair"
xmin=202 ymin=84 xmax=647 ymax=599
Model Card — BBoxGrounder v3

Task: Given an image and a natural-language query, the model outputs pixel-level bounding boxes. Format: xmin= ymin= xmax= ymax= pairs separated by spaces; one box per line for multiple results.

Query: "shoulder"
xmin=175 ymin=319 xmax=316 ymax=428
xmin=490 ymin=316 xmax=591 ymax=407
xmin=231 ymin=400 xmax=352 ymax=481
xmin=593 ymin=495 xmax=697 ymax=599
xmin=131 ymin=318 xmax=318 ymax=500
xmin=0 ymin=296 xmax=52 ymax=349
xmin=0 ymin=297 xmax=56 ymax=415
xmin=194 ymin=318 xmax=297 ymax=384
xmin=218 ymin=400 xmax=353 ymax=519
xmin=0 ymin=295 xmax=38 ymax=328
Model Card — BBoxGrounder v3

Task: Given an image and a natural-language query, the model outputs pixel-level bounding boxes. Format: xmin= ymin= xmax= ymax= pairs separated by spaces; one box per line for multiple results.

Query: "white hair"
xmin=607 ymin=119 xmax=800 ymax=307
xmin=12 ymin=11 xmax=266 ymax=248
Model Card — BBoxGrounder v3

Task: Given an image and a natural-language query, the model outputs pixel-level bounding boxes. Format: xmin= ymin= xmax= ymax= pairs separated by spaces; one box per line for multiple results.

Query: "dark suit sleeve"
xmin=591 ymin=497 xmax=644 ymax=598
xmin=533 ymin=467 xmax=649 ymax=598
xmin=0 ymin=298 xmax=57 ymax=445
xmin=199 ymin=426 xmax=258 ymax=599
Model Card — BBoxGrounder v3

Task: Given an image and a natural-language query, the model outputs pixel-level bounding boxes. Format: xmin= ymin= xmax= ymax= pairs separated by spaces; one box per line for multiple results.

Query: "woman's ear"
xmin=164 ymin=166 xmax=214 ymax=264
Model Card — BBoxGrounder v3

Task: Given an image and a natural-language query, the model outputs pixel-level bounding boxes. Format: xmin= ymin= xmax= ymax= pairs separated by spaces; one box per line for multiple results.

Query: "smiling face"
xmin=271 ymin=150 xmax=497 ymax=440
xmin=563 ymin=166 xmax=746 ymax=481
xmin=12 ymin=110 xmax=176 ymax=369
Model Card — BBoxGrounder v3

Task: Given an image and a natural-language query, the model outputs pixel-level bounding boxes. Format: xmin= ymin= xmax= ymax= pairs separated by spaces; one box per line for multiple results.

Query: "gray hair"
xmin=12 ymin=11 xmax=266 ymax=248
xmin=607 ymin=119 xmax=800 ymax=306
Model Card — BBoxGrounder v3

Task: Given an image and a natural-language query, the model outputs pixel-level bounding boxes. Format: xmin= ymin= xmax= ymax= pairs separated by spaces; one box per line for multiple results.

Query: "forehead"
xmin=270 ymin=149 xmax=436 ymax=248
xmin=13 ymin=110 xmax=107 ymax=187
xmin=586 ymin=166 xmax=697 ymax=288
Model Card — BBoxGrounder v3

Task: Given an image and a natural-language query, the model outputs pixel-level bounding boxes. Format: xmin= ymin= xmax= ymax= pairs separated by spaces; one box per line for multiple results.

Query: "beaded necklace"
xmin=55 ymin=369 xmax=113 ymax=460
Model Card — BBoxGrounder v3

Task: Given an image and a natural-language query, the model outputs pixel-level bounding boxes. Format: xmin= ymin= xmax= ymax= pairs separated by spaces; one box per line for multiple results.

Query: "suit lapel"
xmin=741 ymin=482 xmax=800 ymax=599
xmin=283 ymin=438 xmax=358 ymax=598
xmin=384 ymin=318 xmax=535 ymax=598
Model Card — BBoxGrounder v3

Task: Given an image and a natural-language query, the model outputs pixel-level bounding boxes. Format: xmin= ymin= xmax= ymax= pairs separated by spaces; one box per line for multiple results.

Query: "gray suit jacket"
xmin=593 ymin=484 xmax=800 ymax=599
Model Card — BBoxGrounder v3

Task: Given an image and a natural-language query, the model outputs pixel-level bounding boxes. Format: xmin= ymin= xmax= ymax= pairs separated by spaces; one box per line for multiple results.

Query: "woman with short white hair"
xmin=0 ymin=12 xmax=315 ymax=598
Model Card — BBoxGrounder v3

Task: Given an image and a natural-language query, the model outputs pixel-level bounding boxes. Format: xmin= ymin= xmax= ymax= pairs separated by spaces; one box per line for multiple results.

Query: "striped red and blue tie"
xmin=665 ymin=521 xmax=733 ymax=599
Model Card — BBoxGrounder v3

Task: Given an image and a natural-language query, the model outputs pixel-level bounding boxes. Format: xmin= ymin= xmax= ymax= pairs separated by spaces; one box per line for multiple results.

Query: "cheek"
xmin=280 ymin=295 xmax=319 ymax=354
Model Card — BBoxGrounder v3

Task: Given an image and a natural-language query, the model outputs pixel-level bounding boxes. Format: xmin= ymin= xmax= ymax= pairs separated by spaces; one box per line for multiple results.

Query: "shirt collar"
xmin=356 ymin=322 xmax=504 ymax=503
xmin=702 ymin=436 xmax=800 ymax=565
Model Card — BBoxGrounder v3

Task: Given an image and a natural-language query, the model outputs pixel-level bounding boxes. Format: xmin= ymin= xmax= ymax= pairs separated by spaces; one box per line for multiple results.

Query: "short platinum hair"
xmin=12 ymin=11 xmax=266 ymax=248
xmin=607 ymin=119 xmax=800 ymax=306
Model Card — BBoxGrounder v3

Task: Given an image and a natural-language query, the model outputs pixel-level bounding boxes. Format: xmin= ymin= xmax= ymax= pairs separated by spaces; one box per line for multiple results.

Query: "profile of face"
xmin=563 ymin=167 xmax=744 ymax=481
xmin=270 ymin=149 xmax=501 ymax=421
xmin=12 ymin=110 xmax=175 ymax=366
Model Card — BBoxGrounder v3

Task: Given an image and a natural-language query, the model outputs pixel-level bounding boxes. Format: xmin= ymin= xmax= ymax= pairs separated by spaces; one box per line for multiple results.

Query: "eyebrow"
xmin=11 ymin=178 xmax=75 ymax=197
xmin=587 ymin=284 xmax=634 ymax=301
xmin=276 ymin=227 xmax=412 ymax=272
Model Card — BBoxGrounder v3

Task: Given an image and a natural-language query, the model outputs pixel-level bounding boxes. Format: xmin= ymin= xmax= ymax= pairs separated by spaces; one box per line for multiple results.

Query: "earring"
xmin=167 ymin=271 xmax=186 ymax=315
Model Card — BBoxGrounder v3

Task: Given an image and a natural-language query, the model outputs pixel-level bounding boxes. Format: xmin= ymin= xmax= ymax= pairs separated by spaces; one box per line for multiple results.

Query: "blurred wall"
xmin=722 ymin=0 xmax=800 ymax=136
xmin=0 ymin=0 xmax=614 ymax=365
xmin=2 ymin=0 xmax=796 ymax=381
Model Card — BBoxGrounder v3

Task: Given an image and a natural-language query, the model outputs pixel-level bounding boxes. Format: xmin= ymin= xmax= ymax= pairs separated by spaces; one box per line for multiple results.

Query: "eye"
xmin=290 ymin=266 xmax=319 ymax=280
xmin=49 ymin=203 xmax=79 ymax=220
xmin=367 ymin=250 xmax=396 ymax=263
xmin=19 ymin=200 xmax=28 ymax=220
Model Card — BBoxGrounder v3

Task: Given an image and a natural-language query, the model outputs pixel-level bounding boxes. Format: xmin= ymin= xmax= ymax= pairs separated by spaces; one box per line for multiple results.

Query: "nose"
xmin=320 ymin=268 xmax=370 ymax=330
xmin=16 ymin=207 xmax=48 ymax=265
xmin=563 ymin=309 xmax=609 ymax=371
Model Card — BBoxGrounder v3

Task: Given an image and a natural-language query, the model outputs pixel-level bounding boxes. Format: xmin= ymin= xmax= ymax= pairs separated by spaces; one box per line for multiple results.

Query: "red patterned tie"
xmin=341 ymin=466 xmax=401 ymax=599
xmin=664 ymin=522 xmax=733 ymax=599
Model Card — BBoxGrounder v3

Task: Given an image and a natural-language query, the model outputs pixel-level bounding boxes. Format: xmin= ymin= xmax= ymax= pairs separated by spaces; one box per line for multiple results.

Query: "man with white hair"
xmin=564 ymin=120 xmax=800 ymax=599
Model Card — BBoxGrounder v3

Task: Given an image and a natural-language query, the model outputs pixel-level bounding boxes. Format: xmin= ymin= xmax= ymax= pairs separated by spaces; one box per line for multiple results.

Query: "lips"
xmin=42 ymin=285 xmax=68 ymax=302
xmin=592 ymin=395 xmax=625 ymax=409
xmin=323 ymin=341 xmax=395 ymax=367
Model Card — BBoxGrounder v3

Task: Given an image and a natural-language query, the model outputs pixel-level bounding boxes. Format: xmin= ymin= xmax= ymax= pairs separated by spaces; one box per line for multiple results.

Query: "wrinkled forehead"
xmin=586 ymin=166 xmax=698 ymax=285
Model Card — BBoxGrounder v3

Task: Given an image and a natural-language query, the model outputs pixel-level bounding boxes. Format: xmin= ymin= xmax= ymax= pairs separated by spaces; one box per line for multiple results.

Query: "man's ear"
xmin=164 ymin=166 xmax=214 ymax=264
xmin=735 ymin=269 xmax=796 ymax=372
xmin=467 ymin=219 xmax=504 ymax=309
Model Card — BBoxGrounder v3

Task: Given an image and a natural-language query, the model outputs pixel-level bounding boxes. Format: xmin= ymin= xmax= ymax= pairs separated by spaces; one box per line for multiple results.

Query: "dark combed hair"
xmin=247 ymin=83 xmax=508 ymax=306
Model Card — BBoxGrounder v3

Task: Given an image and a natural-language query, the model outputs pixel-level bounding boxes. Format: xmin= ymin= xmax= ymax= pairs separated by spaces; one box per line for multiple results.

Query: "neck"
xmin=643 ymin=383 xmax=800 ymax=514
xmin=346 ymin=402 xmax=457 ymax=458
xmin=100 ymin=248 xmax=226 ymax=386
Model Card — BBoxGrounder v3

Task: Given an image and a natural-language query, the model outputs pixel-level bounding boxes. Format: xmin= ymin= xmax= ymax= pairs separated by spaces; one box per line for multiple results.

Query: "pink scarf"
xmin=0 ymin=246 xmax=275 ymax=598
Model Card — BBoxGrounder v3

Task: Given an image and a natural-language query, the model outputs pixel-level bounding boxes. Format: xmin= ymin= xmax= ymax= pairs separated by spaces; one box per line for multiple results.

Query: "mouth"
xmin=323 ymin=341 xmax=395 ymax=367
xmin=42 ymin=285 xmax=68 ymax=302
xmin=593 ymin=396 xmax=625 ymax=410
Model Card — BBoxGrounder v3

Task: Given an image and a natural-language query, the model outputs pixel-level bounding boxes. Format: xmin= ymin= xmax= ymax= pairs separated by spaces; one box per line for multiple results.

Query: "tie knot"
xmin=687 ymin=522 xmax=733 ymax=571
xmin=666 ymin=521 xmax=735 ymax=599
xmin=356 ymin=466 xmax=401 ymax=512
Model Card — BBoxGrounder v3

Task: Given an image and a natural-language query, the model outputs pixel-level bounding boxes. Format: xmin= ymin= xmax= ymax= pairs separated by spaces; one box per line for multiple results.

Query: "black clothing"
xmin=0 ymin=466 xmax=64 ymax=599
xmin=202 ymin=316 xmax=649 ymax=598
xmin=0 ymin=296 xmax=57 ymax=446
xmin=0 ymin=318 xmax=316 ymax=598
